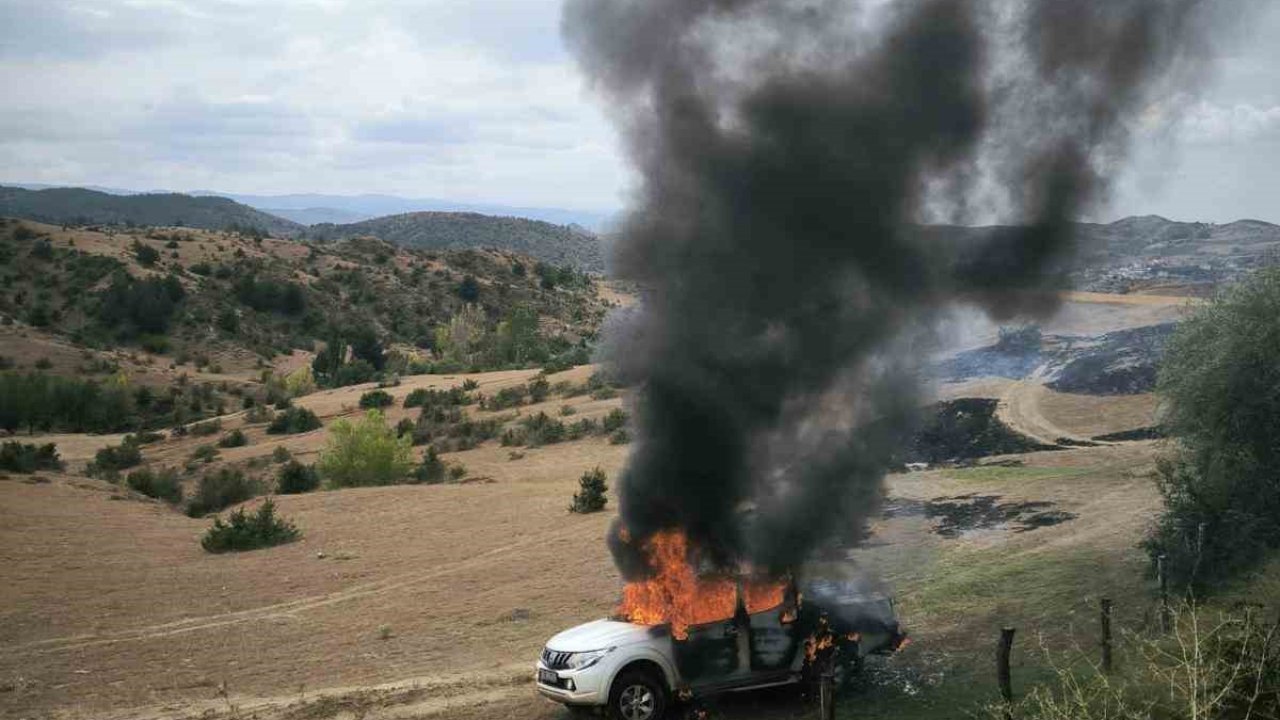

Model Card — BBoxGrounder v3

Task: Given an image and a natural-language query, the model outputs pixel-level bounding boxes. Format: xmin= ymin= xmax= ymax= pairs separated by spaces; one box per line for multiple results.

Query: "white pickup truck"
xmin=535 ymin=577 xmax=906 ymax=720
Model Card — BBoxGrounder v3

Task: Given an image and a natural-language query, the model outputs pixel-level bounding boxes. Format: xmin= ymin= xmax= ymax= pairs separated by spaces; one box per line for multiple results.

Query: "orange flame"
xmin=615 ymin=529 xmax=788 ymax=640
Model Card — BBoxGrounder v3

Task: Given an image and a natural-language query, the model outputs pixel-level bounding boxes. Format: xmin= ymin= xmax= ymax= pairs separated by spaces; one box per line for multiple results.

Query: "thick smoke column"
xmin=563 ymin=0 xmax=1231 ymax=577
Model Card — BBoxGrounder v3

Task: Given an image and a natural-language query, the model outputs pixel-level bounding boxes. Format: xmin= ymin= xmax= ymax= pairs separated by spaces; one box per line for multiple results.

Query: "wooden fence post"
xmin=997 ymin=626 xmax=1016 ymax=720
xmin=1100 ymin=597 xmax=1113 ymax=675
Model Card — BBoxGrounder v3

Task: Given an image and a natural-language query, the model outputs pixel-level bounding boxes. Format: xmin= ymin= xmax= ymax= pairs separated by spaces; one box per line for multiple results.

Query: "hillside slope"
xmin=309 ymin=211 xmax=605 ymax=271
xmin=0 ymin=186 xmax=301 ymax=237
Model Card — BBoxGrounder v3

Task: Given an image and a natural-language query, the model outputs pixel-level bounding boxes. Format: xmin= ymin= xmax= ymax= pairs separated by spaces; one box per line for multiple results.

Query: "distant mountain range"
xmin=0 ymin=185 xmax=302 ymax=237
xmin=6 ymin=184 xmax=1278 ymax=283
xmin=5 ymin=182 xmax=613 ymax=231
xmin=0 ymin=185 xmax=608 ymax=271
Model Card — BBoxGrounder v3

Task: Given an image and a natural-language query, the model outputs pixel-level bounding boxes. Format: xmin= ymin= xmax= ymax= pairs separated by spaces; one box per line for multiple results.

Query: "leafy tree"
xmin=201 ymin=498 xmax=300 ymax=553
xmin=96 ymin=273 xmax=185 ymax=336
xmin=413 ymin=446 xmax=447 ymax=484
xmin=1148 ymin=267 xmax=1280 ymax=589
xmin=317 ymin=410 xmax=414 ymax=488
xmin=570 ymin=467 xmax=609 ymax=514
xmin=277 ymin=461 xmax=320 ymax=494
xmin=456 ymin=275 xmax=480 ymax=302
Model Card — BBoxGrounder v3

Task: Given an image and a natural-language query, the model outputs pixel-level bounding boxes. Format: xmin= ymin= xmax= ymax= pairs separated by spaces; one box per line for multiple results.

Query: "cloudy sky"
xmin=1 ymin=0 xmax=1278 ymax=222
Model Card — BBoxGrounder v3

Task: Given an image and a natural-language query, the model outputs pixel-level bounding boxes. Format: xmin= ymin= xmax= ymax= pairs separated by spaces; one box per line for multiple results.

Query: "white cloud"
xmin=0 ymin=0 xmax=628 ymax=210
xmin=1178 ymin=101 xmax=1280 ymax=144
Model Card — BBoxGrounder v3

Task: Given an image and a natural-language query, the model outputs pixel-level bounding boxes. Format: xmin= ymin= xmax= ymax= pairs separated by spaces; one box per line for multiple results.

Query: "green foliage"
xmin=609 ymin=428 xmax=631 ymax=445
xmin=570 ymin=467 xmax=609 ymax=514
xmin=317 ymin=410 xmax=414 ymax=488
xmin=528 ymin=375 xmax=550 ymax=403
xmin=266 ymin=406 xmax=322 ymax=435
xmin=276 ymin=461 xmax=320 ymax=494
xmin=358 ymin=390 xmax=394 ymax=409
xmin=412 ymin=446 xmax=447 ymax=485
xmin=403 ymin=385 xmax=471 ymax=409
xmin=96 ymin=272 xmax=185 ymax=336
xmin=218 ymin=429 xmax=248 ymax=448
xmin=125 ymin=467 xmax=183 ymax=504
xmin=89 ymin=439 xmax=143 ymax=476
xmin=602 ymin=408 xmax=629 ymax=433
xmin=201 ymin=498 xmax=300 ymax=553
xmin=520 ymin=412 xmax=566 ymax=446
xmin=1149 ymin=268 xmax=1280 ymax=589
xmin=0 ymin=372 xmax=136 ymax=434
xmin=189 ymin=418 xmax=222 ymax=436
xmin=132 ymin=241 xmax=160 ymax=267
xmin=484 ymin=384 xmax=528 ymax=410
xmin=271 ymin=445 xmax=292 ymax=464
xmin=0 ymin=442 xmax=63 ymax=474
xmin=234 ymin=275 xmax=306 ymax=315
xmin=187 ymin=468 xmax=257 ymax=517
xmin=191 ymin=444 xmax=219 ymax=464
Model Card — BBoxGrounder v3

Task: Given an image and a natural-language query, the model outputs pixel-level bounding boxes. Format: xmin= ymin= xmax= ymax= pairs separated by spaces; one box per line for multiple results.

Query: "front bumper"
xmin=535 ymin=661 xmax=608 ymax=706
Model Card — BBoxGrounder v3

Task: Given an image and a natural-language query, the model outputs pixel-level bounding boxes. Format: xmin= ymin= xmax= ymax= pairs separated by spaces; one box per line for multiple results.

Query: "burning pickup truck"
xmin=536 ymin=533 xmax=906 ymax=719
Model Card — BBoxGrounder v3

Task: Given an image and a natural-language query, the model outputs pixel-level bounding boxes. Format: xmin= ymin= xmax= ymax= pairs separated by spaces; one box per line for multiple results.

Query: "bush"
xmin=317 ymin=410 xmax=414 ymax=488
xmin=403 ymin=388 xmax=430 ymax=408
xmin=485 ymin=385 xmax=527 ymax=410
xmin=186 ymin=468 xmax=257 ymax=517
xmin=277 ymin=461 xmax=320 ymax=494
xmin=602 ymin=408 xmax=629 ymax=434
xmin=570 ymin=467 xmax=609 ymax=514
xmin=218 ymin=429 xmax=248 ymax=448
xmin=359 ymin=390 xmax=394 ymax=409
xmin=528 ymin=375 xmax=550 ymax=403
xmin=125 ymin=467 xmax=183 ymax=504
xmin=0 ymin=442 xmax=63 ymax=474
xmin=89 ymin=439 xmax=143 ymax=476
xmin=189 ymin=418 xmax=222 ymax=437
xmin=609 ymin=428 xmax=631 ymax=445
xmin=1148 ymin=267 xmax=1280 ymax=589
xmin=271 ymin=445 xmax=292 ymax=463
xmin=395 ymin=417 xmax=415 ymax=438
xmin=412 ymin=446 xmax=447 ymax=485
xmin=201 ymin=498 xmax=300 ymax=553
xmin=191 ymin=444 xmax=219 ymax=464
xmin=462 ymin=378 xmax=480 ymax=392
xmin=133 ymin=241 xmax=160 ymax=267
xmin=266 ymin=407 xmax=322 ymax=435
xmin=521 ymin=412 xmax=566 ymax=446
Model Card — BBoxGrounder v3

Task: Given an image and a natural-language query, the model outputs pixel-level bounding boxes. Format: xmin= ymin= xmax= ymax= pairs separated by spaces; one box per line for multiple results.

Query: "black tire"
xmin=608 ymin=669 xmax=668 ymax=720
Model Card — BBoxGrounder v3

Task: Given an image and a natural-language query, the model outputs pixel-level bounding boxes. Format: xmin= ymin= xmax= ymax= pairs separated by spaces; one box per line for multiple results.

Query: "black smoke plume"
xmin=563 ymin=0 xmax=1237 ymax=578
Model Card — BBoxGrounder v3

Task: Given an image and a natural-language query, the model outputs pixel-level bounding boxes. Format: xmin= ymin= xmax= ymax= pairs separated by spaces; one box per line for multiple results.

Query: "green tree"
xmin=1149 ymin=268 xmax=1280 ymax=588
xmin=570 ymin=467 xmax=609 ymax=514
xmin=317 ymin=410 xmax=414 ymax=487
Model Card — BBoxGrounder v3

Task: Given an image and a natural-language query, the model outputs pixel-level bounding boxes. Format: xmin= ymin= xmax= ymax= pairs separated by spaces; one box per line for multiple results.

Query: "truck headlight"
xmin=565 ymin=647 xmax=615 ymax=670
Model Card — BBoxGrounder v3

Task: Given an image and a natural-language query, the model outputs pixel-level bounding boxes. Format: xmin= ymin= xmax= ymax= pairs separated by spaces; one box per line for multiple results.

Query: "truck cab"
xmin=535 ymin=577 xmax=905 ymax=719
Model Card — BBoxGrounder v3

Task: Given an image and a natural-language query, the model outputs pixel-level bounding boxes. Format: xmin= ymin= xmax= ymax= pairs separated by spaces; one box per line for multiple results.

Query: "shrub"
xmin=403 ymin=388 xmax=430 ymax=408
xmin=133 ymin=241 xmax=160 ymax=267
xmin=448 ymin=464 xmax=467 ymax=482
xmin=485 ymin=385 xmax=527 ymax=410
xmin=560 ymin=405 xmax=577 ymax=416
xmin=267 ymin=407 xmax=322 ymax=435
xmin=528 ymin=375 xmax=550 ymax=403
xmin=89 ymin=439 xmax=143 ymax=476
xmin=570 ymin=467 xmax=609 ymax=514
xmin=201 ymin=498 xmax=300 ymax=553
xmin=602 ymin=408 xmax=629 ymax=434
xmin=359 ymin=390 xmax=394 ymax=409
xmin=461 ymin=378 xmax=479 ymax=392
xmin=609 ymin=428 xmax=631 ymax=445
xmin=191 ymin=444 xmax=219 ymax=464
xmin=277 ymin=461 xmax=320 ymax=494
xmin=395 ymin=417 xmax=415 ymax=438
xmin=317 ymin=410 xmax=414 ymax=488
xmin=521 ymin=412 xmax=566 ymax=447
xmin=218 ymin=429 xmax=248 ymax=448
xmin=190 ymin=419 xmax=222 ymax=437
xmin=0 ymin=442 xmax=63 ymax=474
xmin=1148 ymin=267 xmax=1280 ymax=589
xmin=284 ymin=365 xmax=316 ymax=397
xmin=412 ymin=446 xmax=447 ymax=485
xmin=271 ymin=445 xmax=292 ymax=463
xmin=125 ymin=467 xmax=183 ymax=504
xmin=186 ymin=468 xmax=257 ymax=517
xmin=245 ymin=404 xmax=275 ymax=424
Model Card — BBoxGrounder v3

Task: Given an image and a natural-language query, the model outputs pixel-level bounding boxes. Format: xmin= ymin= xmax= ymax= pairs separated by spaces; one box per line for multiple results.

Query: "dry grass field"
xmin=0 ymin=286 xmax=1198 ymax=720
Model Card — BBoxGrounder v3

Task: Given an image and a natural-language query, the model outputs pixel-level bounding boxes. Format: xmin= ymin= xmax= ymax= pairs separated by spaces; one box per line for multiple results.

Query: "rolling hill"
xmin=308 ymin=211 xmax=606 ymax=271
xmin=0 ymin=186 xmax=301 ymax=237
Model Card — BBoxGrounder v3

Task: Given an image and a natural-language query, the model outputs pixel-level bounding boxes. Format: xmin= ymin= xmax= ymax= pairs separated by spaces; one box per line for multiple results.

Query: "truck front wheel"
xmin=608 ymin=669 xmax=668 ymax=720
